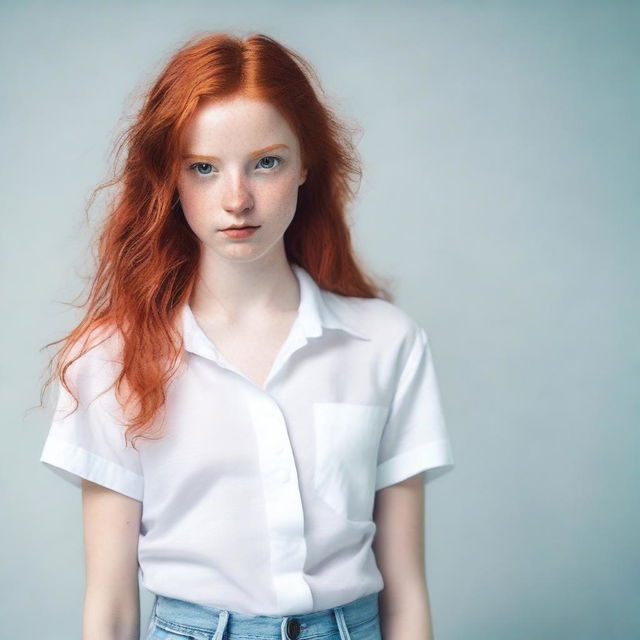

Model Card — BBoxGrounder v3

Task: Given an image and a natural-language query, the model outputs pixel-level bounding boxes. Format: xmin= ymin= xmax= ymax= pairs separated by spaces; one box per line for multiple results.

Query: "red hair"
xmin=41 ymin=31 xmax=393 ymax=446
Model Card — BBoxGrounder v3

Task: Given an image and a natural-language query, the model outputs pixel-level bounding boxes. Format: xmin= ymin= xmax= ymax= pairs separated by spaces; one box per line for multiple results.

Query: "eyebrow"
xmin=182 ymin=143 xmax=290 ymax=162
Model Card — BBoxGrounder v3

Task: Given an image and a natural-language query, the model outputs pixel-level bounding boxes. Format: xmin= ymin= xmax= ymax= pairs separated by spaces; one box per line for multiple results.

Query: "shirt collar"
xmin=292 ymin=263 xmax=369 ymax=341
xmin=180 ymin=263 xmax=369 ymax=358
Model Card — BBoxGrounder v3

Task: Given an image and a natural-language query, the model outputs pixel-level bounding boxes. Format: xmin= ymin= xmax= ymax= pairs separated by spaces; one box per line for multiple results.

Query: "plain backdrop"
xmin=2 ymin=1 xmax=638 ymax=639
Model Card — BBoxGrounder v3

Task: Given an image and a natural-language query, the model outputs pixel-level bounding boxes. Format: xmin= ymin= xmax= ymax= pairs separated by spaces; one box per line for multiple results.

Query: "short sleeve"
xmin=375 ymin=325 xmax=454 ymax=490
xmin=39 ymin=346 xmax=144 ymax=501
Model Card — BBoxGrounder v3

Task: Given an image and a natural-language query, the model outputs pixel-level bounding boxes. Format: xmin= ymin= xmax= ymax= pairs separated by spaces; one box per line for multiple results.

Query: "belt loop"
xmin=334 ymin=606 xmax=352 ymax=640
xmin=281 ymin=616 xmax=289 ymax=640
xmin=212 ymin=609 xmax=229 ymax=640
xmin=145 ymin=596 xmax=158 ymax=639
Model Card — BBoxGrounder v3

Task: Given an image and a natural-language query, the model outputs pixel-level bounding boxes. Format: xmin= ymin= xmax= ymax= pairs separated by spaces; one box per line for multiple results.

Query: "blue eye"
xmin=190 ymin=162 xmax=213 ymax=175
xmin=257 ymin=155 xmax=283 ymax=170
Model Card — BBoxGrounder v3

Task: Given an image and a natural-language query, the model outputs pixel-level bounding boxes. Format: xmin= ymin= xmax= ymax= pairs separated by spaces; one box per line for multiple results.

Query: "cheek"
xmin=267 ymin=173 xmax=302 ymax=210
xmin=178 ymin=180 xmax=200 ymax=210
xmin=177 ymin=182 xmax=212 ymax=227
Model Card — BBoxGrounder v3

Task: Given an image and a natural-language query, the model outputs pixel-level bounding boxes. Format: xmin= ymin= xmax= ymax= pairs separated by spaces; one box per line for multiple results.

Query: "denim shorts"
xmin=145 ymin=590 xmax=382 ymax=640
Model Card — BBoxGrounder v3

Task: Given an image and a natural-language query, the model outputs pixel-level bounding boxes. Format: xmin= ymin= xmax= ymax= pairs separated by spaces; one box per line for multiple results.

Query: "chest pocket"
xmin=312 ymin=402 xmax=389 ymax=521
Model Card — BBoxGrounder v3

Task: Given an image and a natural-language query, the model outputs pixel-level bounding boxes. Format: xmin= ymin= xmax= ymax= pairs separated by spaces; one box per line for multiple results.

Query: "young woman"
xmin=39 ymin=31 xmax=455 ymax=640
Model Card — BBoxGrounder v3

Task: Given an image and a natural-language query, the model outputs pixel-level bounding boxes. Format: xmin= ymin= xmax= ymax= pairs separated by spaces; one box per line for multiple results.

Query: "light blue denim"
xmin=145 ymin=590 xmax=382 ymax=640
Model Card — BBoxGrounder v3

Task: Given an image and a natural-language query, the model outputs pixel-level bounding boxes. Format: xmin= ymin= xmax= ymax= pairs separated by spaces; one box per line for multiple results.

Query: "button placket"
xmin=244 ymin=386 xmax=313 ymax=613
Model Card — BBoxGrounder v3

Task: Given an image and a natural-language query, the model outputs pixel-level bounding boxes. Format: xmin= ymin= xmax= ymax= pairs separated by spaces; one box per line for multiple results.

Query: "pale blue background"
xmin=3 ymin=1 xmax=638 ymax=639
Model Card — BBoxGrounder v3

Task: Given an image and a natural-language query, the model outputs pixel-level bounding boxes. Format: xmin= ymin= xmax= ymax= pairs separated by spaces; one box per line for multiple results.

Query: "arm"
xmin=372 ymin=472 xmax=434 ymax=640
xmin=81 ymin=478 xmax=142 ymax=640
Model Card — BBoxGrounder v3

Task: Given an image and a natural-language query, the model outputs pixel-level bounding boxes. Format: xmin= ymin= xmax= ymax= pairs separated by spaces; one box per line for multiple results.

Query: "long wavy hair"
xmin=40 ymin=31 xmax=394 ymax=447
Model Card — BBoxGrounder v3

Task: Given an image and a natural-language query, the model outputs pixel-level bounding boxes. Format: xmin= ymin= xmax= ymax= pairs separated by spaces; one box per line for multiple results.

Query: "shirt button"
xmin=286 ymin=618 xmax=301 ymax=639
xmin=276 ymin=468 xmax=290 ymax=483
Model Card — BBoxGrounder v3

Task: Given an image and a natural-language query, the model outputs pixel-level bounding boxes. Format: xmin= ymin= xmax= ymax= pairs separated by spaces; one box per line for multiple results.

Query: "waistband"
xmin=151 ymin=590 xmax=380 ymax=640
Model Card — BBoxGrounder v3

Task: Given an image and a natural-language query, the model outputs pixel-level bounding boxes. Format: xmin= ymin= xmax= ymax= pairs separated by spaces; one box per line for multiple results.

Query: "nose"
xmin=221 ymin=172 xmax=254 ymax=214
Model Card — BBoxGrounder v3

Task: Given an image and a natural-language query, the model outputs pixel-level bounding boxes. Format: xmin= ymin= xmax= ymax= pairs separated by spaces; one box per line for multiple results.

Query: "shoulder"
xmin=62 ymin=325 xmax=124 ymax=389
xmin=322 ymin=289 xmax=423 ymax=351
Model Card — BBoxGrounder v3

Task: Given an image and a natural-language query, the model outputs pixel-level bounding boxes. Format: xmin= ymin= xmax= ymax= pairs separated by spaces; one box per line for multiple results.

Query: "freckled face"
xmin=176 ymin=95 xmax=307 ymax=263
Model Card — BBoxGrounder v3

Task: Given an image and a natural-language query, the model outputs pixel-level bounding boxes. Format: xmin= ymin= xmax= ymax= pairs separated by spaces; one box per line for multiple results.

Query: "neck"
xmin=189 ymin=249 xmax=300 ymax=324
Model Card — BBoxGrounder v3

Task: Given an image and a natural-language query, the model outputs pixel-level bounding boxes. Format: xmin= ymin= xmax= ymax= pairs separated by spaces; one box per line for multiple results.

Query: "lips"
xmin=221 ymin=226 xmax=259 ymax=239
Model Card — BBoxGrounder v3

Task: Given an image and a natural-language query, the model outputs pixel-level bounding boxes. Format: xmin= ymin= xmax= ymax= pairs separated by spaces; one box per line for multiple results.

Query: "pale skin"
xmin=81 ymin=95 xmax=434 ymax=639
xmin=374 ymin=473 xmax=436 ymax=640
xmin=176 ymin=94 xmax=308 ymax=389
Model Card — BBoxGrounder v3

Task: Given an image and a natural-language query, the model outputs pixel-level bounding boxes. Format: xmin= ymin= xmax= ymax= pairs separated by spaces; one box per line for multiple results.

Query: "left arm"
xmin=372 ymin=472 xmax=434 ymax=640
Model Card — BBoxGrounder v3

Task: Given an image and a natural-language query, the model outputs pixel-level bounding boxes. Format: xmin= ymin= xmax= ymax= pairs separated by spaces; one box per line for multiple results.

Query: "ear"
xmin=299 ymin=167 xmax=308 ymax=186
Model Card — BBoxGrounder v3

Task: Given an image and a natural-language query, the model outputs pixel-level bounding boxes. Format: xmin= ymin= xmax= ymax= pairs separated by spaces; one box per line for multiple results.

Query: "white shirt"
xmin=39 ymin=263 xmax=455 ymax=615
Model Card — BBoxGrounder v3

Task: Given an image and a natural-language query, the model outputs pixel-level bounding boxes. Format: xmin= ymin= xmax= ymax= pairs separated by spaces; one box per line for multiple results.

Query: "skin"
xmin=176 ymin=94 xmax=308 ymax=388
xmin=374 ymin=473 xmax=436 ymax=639
xmin=81 ymin=479 xmax=142 ymax=640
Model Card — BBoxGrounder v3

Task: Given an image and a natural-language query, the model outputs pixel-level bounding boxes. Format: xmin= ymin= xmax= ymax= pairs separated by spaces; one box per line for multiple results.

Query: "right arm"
xmin=81 ymin=478 xmax=142 ymax=640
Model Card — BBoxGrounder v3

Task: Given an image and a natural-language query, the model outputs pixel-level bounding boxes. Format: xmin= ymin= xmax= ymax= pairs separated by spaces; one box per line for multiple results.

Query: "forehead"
xmin=181 ymin=95 xmax=299 ymax=150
